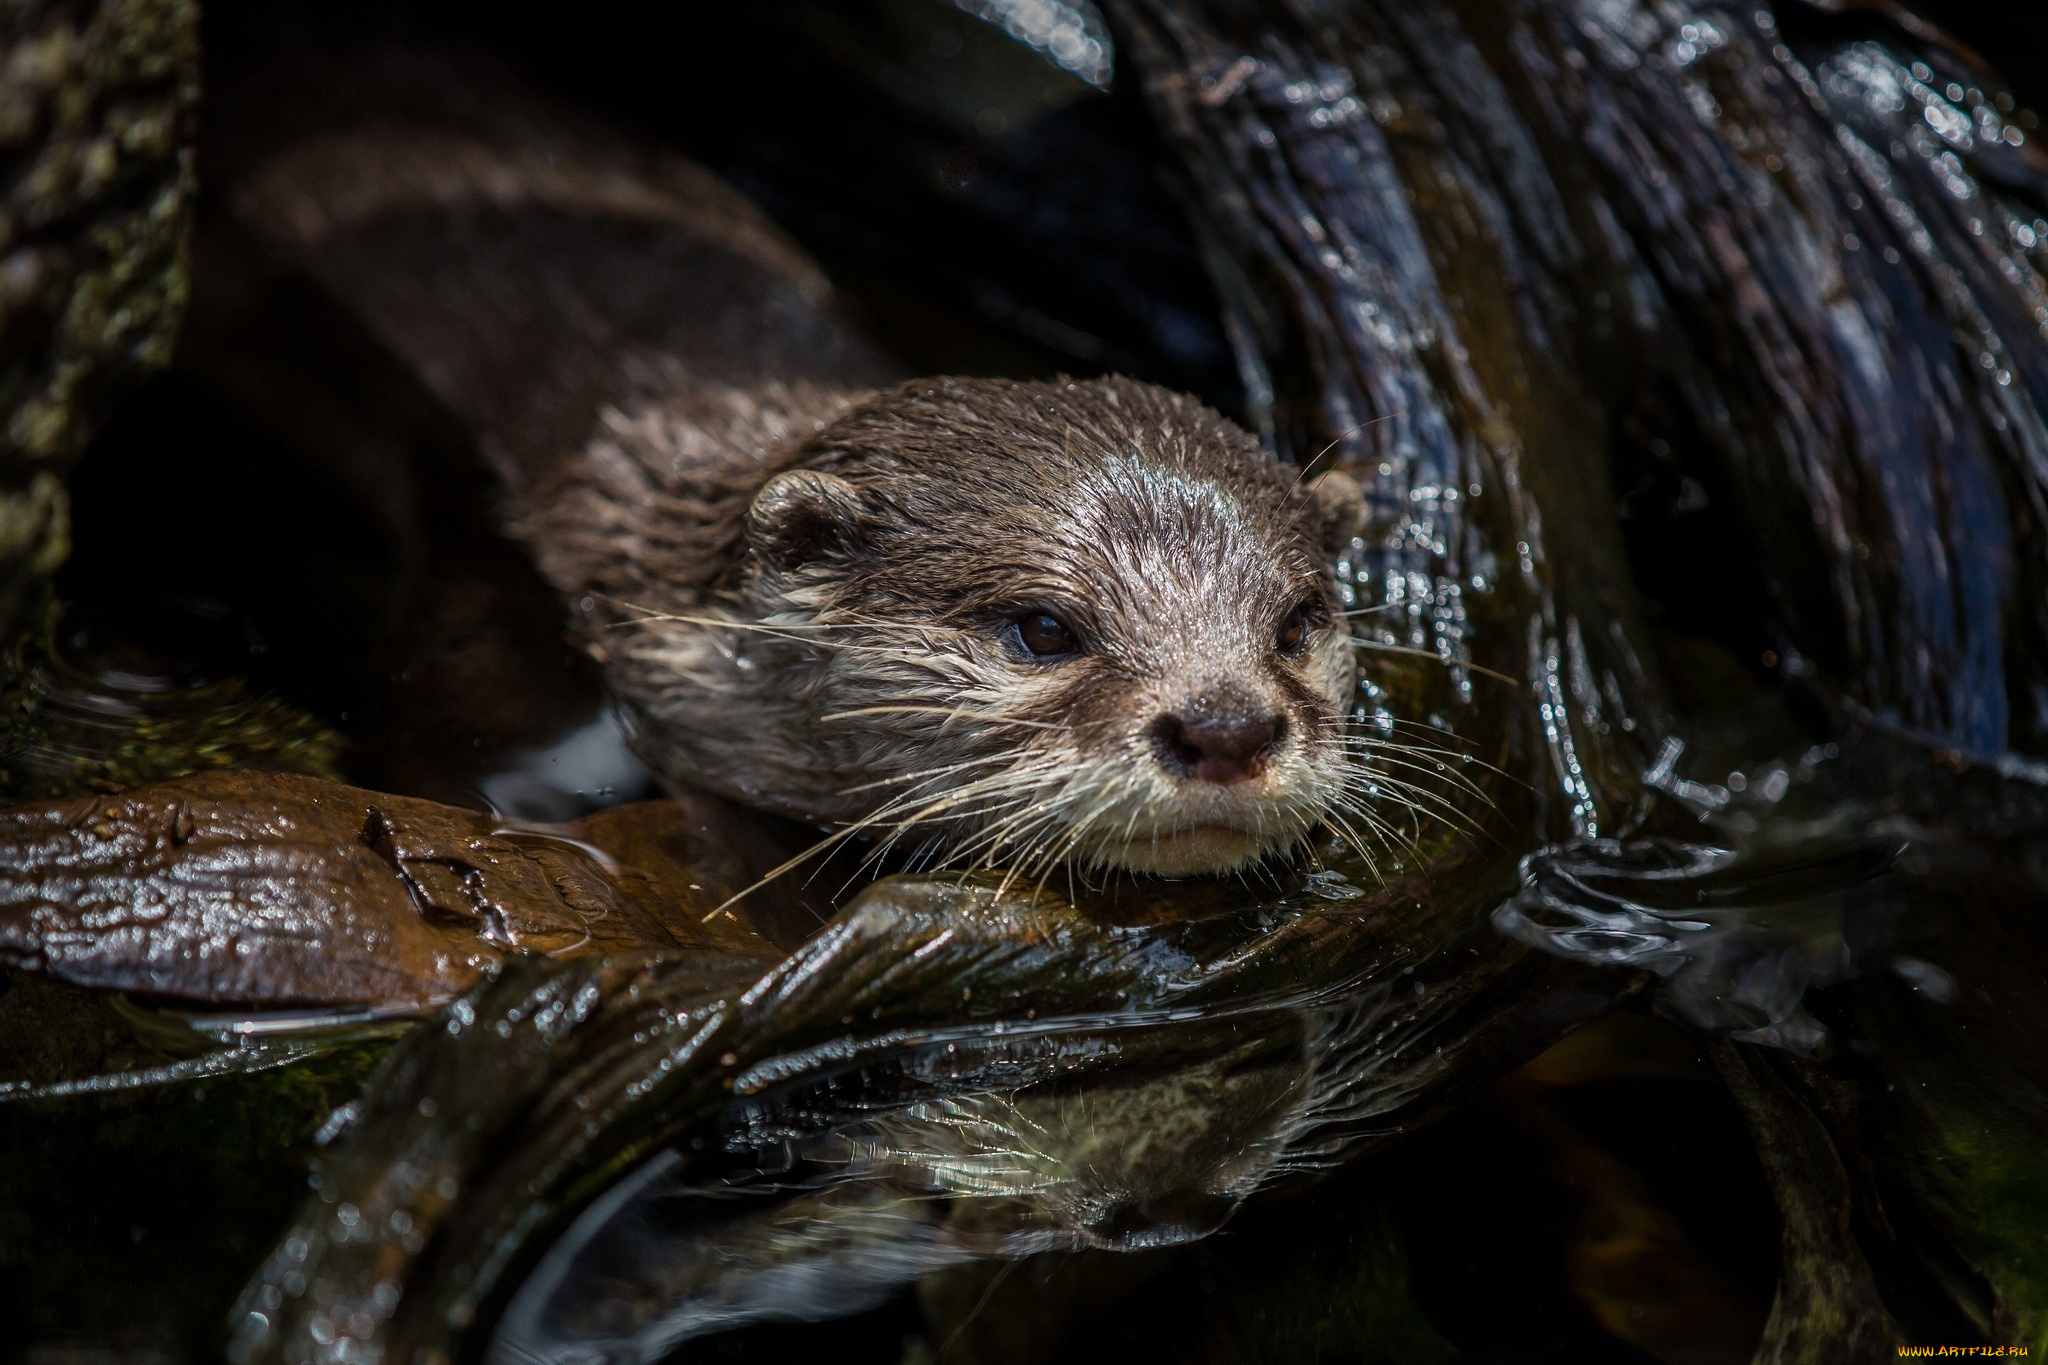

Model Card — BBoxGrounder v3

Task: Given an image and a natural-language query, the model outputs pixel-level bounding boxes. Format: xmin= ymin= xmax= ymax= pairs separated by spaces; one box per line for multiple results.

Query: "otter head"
xmin=690 ymin=376 xmax=1363 ymax=878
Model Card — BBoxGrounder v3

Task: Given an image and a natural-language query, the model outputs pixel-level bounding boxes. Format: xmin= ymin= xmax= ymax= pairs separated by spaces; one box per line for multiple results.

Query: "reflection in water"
xmin=226 ymin=852 xmax=1641 ymax=1364
xmin=489 ymin=1030 xmax=1301 ymax=1362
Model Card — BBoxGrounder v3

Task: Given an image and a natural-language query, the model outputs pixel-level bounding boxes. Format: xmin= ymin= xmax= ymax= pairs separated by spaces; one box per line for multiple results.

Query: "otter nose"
xmin=1151 ymin=709 xmax=1286 ymax=785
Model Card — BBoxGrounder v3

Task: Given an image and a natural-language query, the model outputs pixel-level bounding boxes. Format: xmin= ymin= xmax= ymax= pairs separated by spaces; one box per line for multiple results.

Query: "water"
xmin=1495 ymin=737 xmax=1906 ymax=1054
xmin=4 ymin=0 xmax=2047 ymax=1359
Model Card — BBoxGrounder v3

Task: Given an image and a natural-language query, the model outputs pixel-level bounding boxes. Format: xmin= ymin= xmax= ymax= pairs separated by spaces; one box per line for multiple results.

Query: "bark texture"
xmin=0 ymin=0 xmax=198 ymax=640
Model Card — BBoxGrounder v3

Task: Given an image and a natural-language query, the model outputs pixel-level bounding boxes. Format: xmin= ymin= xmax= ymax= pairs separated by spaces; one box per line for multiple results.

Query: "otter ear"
xmin=1305 ymin=469 xmax=1366 ymax=556
xmin=746 ymin=469 xmax=866 ymax=570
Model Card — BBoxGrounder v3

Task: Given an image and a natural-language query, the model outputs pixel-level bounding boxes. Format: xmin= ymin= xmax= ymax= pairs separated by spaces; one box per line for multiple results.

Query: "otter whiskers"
xmin=606 ymin=602 xmax=976 ymax=661
xmin=1335 ymin=739 xmax=1494 ymax=816
xmin=703 ymin=707 xmax=1494 ymax=915
xmin=704 ymin=752 xmax=1067 ymax=918
xmin=820 ymin=706 xmax=1071 ymax=733
xmin=1349 ymin=640 xmax=1520 ymax=686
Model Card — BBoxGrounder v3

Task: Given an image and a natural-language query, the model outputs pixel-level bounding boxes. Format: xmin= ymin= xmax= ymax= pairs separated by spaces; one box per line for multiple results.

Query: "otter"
xmin=210 ymin=46 xmax=1369 ymax=878
xmin=529 ymin=375 xmax=1366 ymax=877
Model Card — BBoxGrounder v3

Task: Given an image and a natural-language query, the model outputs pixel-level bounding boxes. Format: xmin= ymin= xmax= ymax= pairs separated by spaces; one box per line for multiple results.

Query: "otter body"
xmin=219 ymin=48 xmax=1363 ymax=875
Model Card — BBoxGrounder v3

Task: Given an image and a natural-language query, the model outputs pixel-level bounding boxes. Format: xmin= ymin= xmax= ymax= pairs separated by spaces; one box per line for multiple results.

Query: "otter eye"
xmin=1013 ymin=612 xmax=1079 ymax=659
xmin=1276 ymin=602 xmax=1315 ymax=654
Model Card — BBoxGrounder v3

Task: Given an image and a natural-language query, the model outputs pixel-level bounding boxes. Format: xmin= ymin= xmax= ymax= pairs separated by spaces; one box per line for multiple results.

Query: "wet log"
xmin=1107 ymin=6 xmax=2048 ymax=1350
xmin=0 ymin=770 xmax=813 ymax=1012
xmin=0 ymin=0 xmax=198 ymax=645
xmin=1118 ymin=0 xmax=2048 ymax=767
xmin=1711 ymin=1039 xmax=1899 ymax=1363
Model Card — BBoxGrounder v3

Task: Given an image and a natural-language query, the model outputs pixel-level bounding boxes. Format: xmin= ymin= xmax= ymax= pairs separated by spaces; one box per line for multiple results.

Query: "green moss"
xmin=1858 ymin=980 xmax=2048 ymax=1350
xmin=0 ymin=0 xmax=200 ymax=653
xmin=0 ymin=675 xmax=348 ymax=798
xmin=0 ymin=970 xmax=199 ymax=1087
xmin=0 ymin=600 xmax=346 ymax=800
xmin=0 ymin=968 xmax=404 ymax=1356
xmin=0 ymin=0 xmax=200 ymax=471
xmin=1900 ymin=1071 xmax=2048 ymax=1350
xmin=0 ymin=1041 xmax=397 ymax=1356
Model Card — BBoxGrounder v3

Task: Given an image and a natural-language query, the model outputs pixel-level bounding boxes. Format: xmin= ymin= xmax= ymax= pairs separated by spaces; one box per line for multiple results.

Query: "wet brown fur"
xmin=531 ymin=373 xmax=1364 ymax=875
